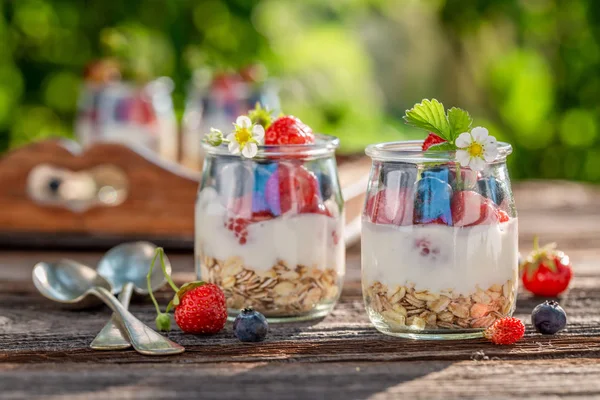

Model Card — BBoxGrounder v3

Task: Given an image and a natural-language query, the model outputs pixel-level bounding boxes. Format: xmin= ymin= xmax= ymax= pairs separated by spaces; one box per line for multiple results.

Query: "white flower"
xmin=455 ymin=126 xmax=498 ymax=171
xmin=225 ymin=115 xmax=265 ymax=158
xmin=205 ymin=128 xmax=224 ymax=146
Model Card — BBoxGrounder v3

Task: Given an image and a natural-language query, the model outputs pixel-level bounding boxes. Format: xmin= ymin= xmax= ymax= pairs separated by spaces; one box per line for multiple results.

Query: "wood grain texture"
xmin=1 ymin=181 xmax=600 ymax=399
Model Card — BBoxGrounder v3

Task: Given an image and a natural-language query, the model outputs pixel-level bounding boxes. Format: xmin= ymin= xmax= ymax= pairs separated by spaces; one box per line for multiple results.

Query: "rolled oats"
xmin=366 ymin=279 xmax=516 ymax=331
xmin=200 ymin=255 xmax=341 ymax=317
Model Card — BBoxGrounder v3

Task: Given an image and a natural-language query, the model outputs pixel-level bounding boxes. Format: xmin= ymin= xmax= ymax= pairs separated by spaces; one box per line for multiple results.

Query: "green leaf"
xmin=425 ymin=142 xmax=455 ymax=152
xmin=447 ymin=107 xmax=472 ymax=139
xmin=403 ymin=99 xmax=451 ymax=141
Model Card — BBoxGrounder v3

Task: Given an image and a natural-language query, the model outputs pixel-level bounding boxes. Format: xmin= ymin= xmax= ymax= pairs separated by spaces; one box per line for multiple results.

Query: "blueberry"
xmin=253 ymin=163 xmax=277 ymax=213
xmin=531 ymin=300 xmax=567 ymax=335
xmin=317 ymin=171 xmax=333 ymax=200
xmin=421 ymin=166 xmax=449 ymax=183
xmin=477 ymin=176 xmax=504 ymax=206
xmin=47 ymin=177 xmax=62 ymax=194
xmin=414 ymin=177 xmax=453 ymax=225
xmin=382 ymin=162 xmax=418 ymax=189
xmin=233 ymin=308 xmax=269 ymax=342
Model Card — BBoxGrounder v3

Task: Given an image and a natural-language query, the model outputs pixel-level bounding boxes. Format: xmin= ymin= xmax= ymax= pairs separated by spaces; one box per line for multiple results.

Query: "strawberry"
xmin=174 ymin=283 xmax=227 ymax=334
xmin=148 ymin=248 xmax=227 ymax=335
xmin=265 ymin=163 xmax=320 ymax=214
xmin=422 ymin=133 xmax=446 ymax=150
xmin=484 ymin=317 xmax=525 ymax=345
xmin=265 ymin=115 xmax=315 ymax=145
xmin=451 ymin=191 xmax=509 ymax=227
xmin=365 ymin=188 xmax=413 ymax=226
xmin=520 ymin=237 xmax=572 ymax=297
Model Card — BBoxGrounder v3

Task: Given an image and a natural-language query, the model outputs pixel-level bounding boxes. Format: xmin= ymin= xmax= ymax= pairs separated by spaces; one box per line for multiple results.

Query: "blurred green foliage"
xmin=1 ymin=0 xmax=599 ymax=182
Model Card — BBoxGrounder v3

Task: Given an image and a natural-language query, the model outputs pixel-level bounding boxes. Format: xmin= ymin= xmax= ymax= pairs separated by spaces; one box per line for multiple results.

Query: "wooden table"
xmin=1 ymin=181 xmax=600 ymax=399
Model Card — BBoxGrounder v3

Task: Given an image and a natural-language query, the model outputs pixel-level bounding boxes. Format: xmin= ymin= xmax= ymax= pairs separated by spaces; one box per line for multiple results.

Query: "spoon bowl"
xmin=33 ymin=259 xmax=112 ymax=309
xmin=96 ymin=241 xmax=169 ymax=295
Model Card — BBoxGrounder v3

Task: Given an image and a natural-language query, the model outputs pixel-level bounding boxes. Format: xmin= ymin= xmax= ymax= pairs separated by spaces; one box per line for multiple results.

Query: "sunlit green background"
xmin=1 ymin=0 xmax=599 ymax=181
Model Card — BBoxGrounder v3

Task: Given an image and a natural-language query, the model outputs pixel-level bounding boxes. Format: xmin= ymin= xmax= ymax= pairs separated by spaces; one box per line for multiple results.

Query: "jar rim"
xmin=365 ymin=140 xmax=513 ymax=163
xmin=202 ymin=133 xmax=339 ymax=159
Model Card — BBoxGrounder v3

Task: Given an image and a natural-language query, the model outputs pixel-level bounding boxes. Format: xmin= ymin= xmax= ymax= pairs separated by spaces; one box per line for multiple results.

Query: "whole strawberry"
xmin=147 ymin=248 xmax=227 ymax=334
xmin=484 ymin=317 xmax=525 ymax=345
xmin=173 ymin=283 xmax=227 ymax=334
xmin=520 ymin=237 xmax=572 ymax=297
xmin=265 ymin=115 xmax=315 ymax=145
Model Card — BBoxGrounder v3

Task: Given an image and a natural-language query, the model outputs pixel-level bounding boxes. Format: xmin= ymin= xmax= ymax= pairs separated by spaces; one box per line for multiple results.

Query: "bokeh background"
xmin=1 ymin=0 xmax=599 ymax=181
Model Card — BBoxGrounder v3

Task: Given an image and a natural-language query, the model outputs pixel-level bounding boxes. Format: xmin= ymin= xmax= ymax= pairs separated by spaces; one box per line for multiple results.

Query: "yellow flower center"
xmin=467 ymin=142 xmax=484 ymax=158
xmin=235 ymin=128 xmax=251 ymax=145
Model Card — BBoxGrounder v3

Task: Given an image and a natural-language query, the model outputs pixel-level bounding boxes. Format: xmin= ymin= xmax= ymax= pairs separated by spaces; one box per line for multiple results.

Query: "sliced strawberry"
xmin=451 ymin=191 xmax=510 ymax=227
xmin=365 ymin=188 xmax=414 ymax=226
xmin=265 ymin=163 xmax=320 ymax=214
xmin=422 ymin=133 xmax=446 ymax=151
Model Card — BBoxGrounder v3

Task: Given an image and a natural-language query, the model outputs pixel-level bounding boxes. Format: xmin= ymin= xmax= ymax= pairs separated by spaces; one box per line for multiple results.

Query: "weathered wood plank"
xmin=2 ymin=359 xmax=600 ymax=400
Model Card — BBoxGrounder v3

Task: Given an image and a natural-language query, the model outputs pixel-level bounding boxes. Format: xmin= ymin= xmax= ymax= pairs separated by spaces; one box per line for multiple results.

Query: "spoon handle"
xmin=89 ymin=286 xmax=185 ymax=356
xmin=90 ymin=282 xmax=134 ymax=350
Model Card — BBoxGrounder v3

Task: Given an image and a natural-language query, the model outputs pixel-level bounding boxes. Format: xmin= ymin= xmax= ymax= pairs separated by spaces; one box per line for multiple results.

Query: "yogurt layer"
xmin=196 ymin=188 xmax=344 ymax=273
xmin=362 ymin=219 xmax=518 ymax=295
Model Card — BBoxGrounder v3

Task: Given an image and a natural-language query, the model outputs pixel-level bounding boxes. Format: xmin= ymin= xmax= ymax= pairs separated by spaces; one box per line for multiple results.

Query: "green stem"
xmin=147 ymin=249 xmax=163 ymax=316
xmin=158 ymin=248 xmax=179 ymax=292
xmin=533 ymin=235 xmax=539 ymax=251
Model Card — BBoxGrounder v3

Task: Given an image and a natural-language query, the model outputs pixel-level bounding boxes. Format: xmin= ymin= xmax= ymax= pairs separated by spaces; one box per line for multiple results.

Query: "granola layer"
xmin=201 ymin=255 xmax=341 ymax=317
xmin=365 ymin=280 xmax=516 ymax=330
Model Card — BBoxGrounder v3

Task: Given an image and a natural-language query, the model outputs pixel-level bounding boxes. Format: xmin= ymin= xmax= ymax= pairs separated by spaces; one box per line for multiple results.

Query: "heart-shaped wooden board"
xmin=0 ymin=139 xmax=199 ymax=249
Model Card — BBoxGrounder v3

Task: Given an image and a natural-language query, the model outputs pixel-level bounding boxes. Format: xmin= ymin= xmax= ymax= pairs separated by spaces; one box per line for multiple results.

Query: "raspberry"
xmin=224 ymin=210 xmax=275 ymax=245
xmin=484 ymin=317 xmax=525 ymax=345
xmin=265 ymin=115 xmax=315 ymax=145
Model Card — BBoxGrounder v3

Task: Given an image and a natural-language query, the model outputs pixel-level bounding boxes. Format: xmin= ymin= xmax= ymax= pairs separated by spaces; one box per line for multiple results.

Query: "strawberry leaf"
xmin=545 ymin=258 xmax=558 ymax=273
xmin=425 ymin=141 xmax=455 ymax=152
xmin=166 ymin=281 xmax=207 ymax=312
xmin=404 ymin=99 xmax=452 ymax=141
xmin=447 ymin=107 xmax=472 ymax=139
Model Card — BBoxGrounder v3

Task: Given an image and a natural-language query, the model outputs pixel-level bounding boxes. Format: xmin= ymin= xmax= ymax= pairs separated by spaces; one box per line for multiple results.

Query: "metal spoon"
xmin=33 ymin=259 xmax=184 ymax=356
xmin=91 ymin=241 xmax=170 ymax=350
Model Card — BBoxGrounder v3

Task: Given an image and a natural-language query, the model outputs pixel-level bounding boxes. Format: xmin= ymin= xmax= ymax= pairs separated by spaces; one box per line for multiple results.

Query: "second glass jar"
xmin=195 ymin=136 xmax=345 ymax=322
xmin=362 ymin=141 xmax=518 ymax=339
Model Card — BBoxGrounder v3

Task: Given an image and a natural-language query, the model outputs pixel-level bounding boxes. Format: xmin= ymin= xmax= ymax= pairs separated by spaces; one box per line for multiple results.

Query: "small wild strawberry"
xmin=484 ymin=317 xmax=525 ymax=345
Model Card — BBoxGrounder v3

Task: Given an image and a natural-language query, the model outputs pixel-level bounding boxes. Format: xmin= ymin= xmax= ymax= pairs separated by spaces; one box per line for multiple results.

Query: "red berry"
xmin=265 ymin=163 xmax=320 ymax=214
xmin=451 ymin=191 xmax=509 ymax=227
xmin=265 ymin=115 xmax=315 ymax=145
xmin=225 ymin=210 xmax=275 ymax=245
xmin=174 ymin=283 xmax=227 ymax=334
xmin=422 ymin=133 xmax=446 ymax=150
xmin=365 ymin=188 xmax=414 ymax=226
xmin=484 ymin=317 xmax=525 ymax=345
xmin=521 ymin=240 xmax=572 ymax=297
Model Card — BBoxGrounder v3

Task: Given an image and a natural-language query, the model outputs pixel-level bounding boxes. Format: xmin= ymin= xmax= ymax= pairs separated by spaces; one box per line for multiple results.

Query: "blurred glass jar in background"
xmin=181 ymin=66 xmax=280 ymax=169
xmin=75 ymin=60 xmax=178 ymax=161
xmin=196 ymin=135 xmax=344 ymax=322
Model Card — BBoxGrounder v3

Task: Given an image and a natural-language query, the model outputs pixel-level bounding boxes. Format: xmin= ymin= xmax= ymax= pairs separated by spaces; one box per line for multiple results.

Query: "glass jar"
xmin=362 ymin=141 xmax=518 ymax=339
xmin=75 ymin=78 xmax=178 ymax=161
xmin=195 ymin=135 xmax=345 ymax=322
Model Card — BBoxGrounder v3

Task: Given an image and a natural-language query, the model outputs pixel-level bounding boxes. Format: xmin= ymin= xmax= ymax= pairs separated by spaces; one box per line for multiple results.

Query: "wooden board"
xmin=1 ymin=180 xmax=599 ymax=399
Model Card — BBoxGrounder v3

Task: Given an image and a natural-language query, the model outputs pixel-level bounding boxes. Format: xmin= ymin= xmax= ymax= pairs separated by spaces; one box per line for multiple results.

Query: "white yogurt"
xmin=361 ymin=219 xmax=518 ymax=295
xmin=196 ymin=188 xmax=344 ymax=273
